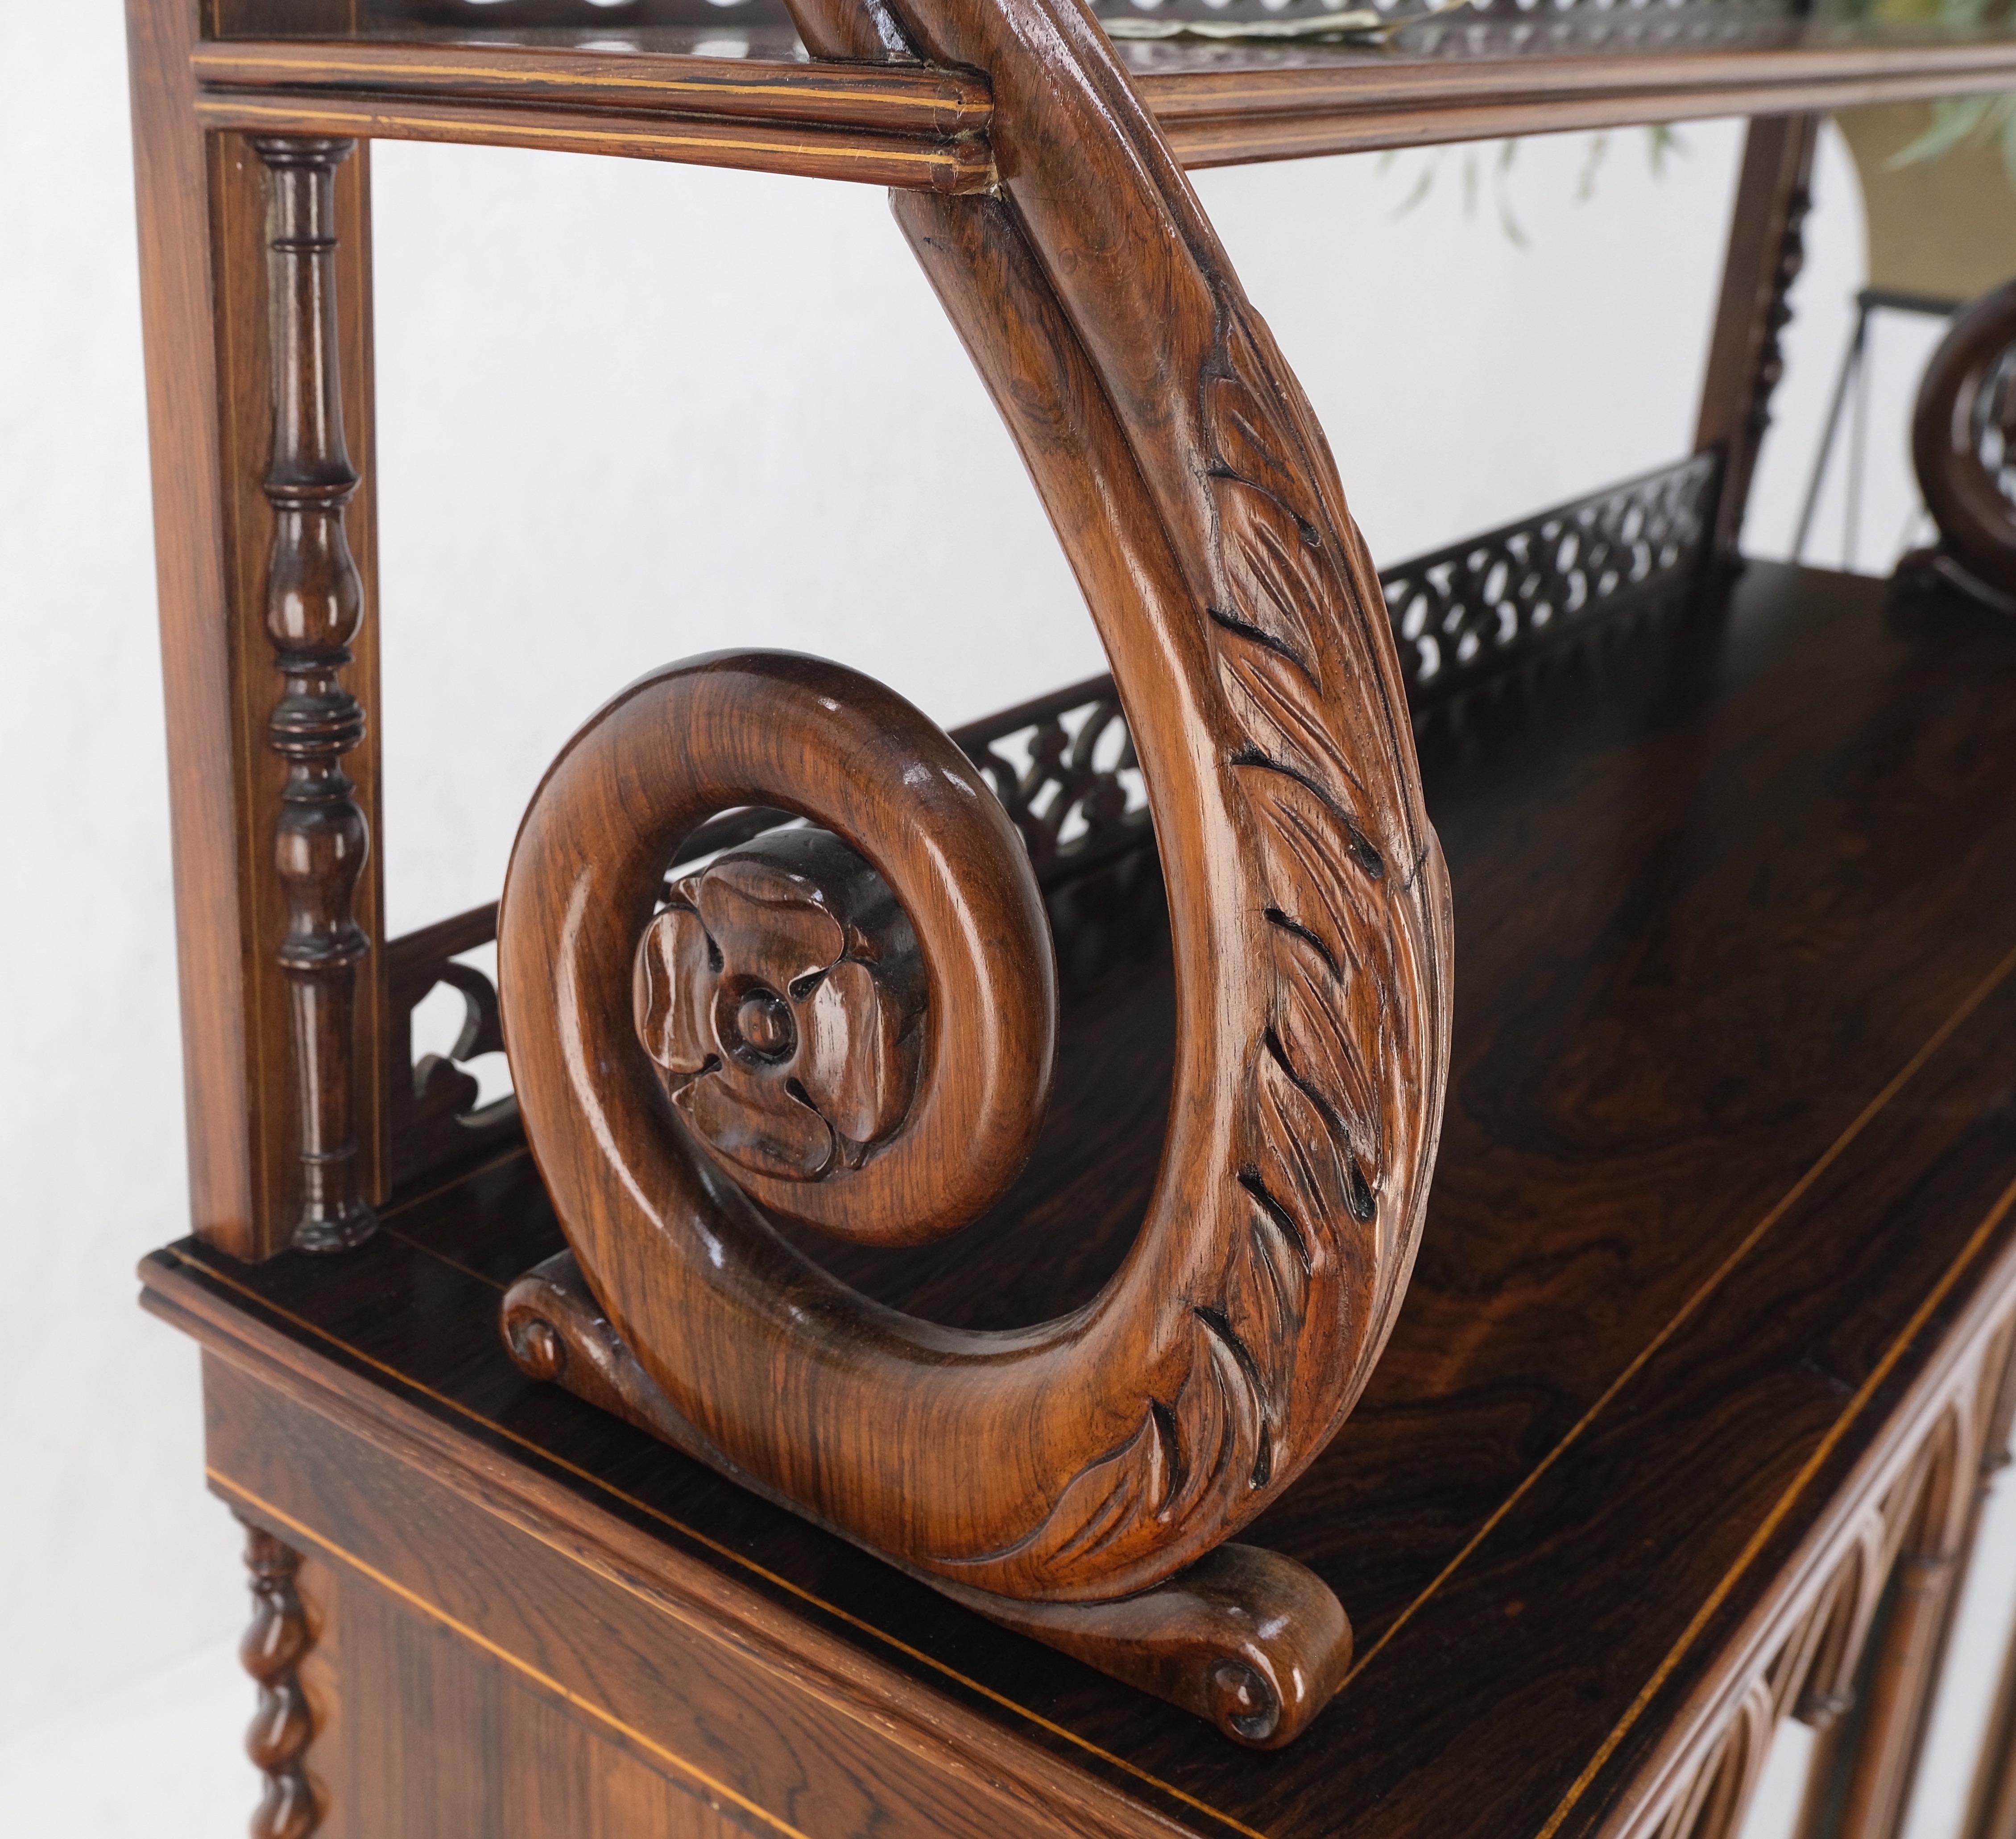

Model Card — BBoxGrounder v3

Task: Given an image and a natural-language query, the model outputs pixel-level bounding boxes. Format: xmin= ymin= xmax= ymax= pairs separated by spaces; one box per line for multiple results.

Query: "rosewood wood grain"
xmin=183 ymin=1352 xmax=1204 ymax=1839
xmin=499 ymin=0 xmax=1451 ymax=1681
xmin=1647 ymin=1328 xmax=2016 ymax=1839
xmin=191 ymin=38 xmax=992 ymax=136
xmin=127 ymin=2 xmax=388 ymax=1262
xmin=1908 ymin=278 xmax=2016 ymax=610
xmin=1697 ymin=112 xmax=1817 ymax=563
xmin=508 ymin=654 xmax=1058 ymax=1249
xmin=188 ymin=22 xmax=2016 ymax=174
xmin=501 ymin=1247 xmax=1353 ymax=1745
xmin=140 ymin=561 xmax=2016 ymax=1836
xmin=239 ymin=1514 xmax=321 ymax=1839
xmin=256 ymin=137 xmax=378 ymax=1254
xmin=1139 ymin=46 xmax=2016 ymax=168
xmin=199 ymin=90 xmax=995 ymax=194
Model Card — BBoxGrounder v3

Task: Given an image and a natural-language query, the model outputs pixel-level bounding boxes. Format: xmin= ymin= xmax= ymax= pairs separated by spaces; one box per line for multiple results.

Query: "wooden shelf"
xmin=194 ymin=7 xmax=2016 ymax=183
xmin=141 ymin=558 xmax=2016 ymax=1837
xmin=1134 ymin=15 xmax=2016 ymax=166
xmin=191 ymin=34 xmax=995 ymax=191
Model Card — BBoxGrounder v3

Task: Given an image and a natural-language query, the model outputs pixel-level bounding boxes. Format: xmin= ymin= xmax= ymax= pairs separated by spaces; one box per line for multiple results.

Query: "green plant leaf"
xmin=1389 ymin=161 xmax=1436 ymax=219
xmin=1892 ymin=94 xmax=1996 ymax=166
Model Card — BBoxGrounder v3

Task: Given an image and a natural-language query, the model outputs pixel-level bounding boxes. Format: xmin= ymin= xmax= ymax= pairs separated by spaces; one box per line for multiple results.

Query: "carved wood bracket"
xmin=494 ymin=0 xmax=1453 ymax=1745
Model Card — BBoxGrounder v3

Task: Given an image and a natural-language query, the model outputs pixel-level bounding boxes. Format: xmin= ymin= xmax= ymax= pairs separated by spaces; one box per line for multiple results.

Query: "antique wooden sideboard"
xmin=125 ymin=0 xmax=2016 ymax=1834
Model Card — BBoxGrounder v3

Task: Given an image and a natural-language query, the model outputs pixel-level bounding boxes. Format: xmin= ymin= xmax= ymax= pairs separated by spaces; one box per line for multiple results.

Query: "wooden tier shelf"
xmin=192 ymin=9 xmax=2016 ymax=181
xmin=142 ymin=559 xmax=2016 ymax=1839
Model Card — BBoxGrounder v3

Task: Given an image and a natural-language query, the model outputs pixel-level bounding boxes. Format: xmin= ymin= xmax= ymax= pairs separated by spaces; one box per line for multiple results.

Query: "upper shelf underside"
xmin=198 ymin=0 xmax=2016 ymax=182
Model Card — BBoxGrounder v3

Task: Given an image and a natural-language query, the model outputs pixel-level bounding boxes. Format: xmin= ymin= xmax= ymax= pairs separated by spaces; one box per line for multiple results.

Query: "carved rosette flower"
xmin=633 ymin=827 xmax=927 ymax=1187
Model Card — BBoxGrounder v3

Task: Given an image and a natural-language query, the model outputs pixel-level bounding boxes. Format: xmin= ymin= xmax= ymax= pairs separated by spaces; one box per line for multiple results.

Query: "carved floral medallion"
xmin=633 ymin=827 xmax=927 ymax=1184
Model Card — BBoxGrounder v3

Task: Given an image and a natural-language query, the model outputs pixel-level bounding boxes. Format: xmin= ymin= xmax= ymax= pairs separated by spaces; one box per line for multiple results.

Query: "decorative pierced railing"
xmin=384 ymin=451 xmax=1717 ymax=1193
xmin=1383 ymin=452 xmax=1721 ymax=708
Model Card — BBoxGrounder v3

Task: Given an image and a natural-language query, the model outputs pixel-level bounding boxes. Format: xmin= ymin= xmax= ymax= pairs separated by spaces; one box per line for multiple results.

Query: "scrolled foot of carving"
xmin=236 ymin=1515 xmax=319 ymax=1839
xmin=501 ymin=1253 xmax=1351 ymax=1746
xmin=503 ymin=1251 xmax=718 ymax=1467
xmin=936 ymin=1543 xmax=1352 ymax=1748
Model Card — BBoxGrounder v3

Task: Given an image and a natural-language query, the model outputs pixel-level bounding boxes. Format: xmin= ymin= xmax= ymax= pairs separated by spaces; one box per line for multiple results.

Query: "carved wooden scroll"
xmin=256 ymin=138 xmax=376 ymax=1253
xmin=1910 ymin=277 xmax=2016 ymax=612
xmin=498 ymin=0 xmax=1451 ymax=1747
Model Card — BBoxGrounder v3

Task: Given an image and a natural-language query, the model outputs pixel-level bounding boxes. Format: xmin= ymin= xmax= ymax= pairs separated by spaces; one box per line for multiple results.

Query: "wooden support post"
xmin=126 ymin=0 xmax=385 ymax=1261
xmin=1696 ymin=112 xmax=1820 ymax=565
xmin=255 ymin=135 xmax=378 ymax=1252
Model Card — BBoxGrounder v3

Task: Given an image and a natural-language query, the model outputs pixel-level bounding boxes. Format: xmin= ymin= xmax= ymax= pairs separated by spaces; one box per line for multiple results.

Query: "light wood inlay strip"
xmin=1538 ymin=1172 xmax=2016 ymax=1839
xmin=1343 ymin=935 xmax=2016 ymax=1684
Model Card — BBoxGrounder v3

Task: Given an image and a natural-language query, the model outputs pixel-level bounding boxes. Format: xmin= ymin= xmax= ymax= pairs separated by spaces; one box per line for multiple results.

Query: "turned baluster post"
xmin=254 ymin=136 xmax=376 ymax=1253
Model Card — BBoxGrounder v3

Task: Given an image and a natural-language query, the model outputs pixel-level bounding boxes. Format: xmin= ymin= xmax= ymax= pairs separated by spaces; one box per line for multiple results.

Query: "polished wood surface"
xmin=187 ymin=16 xmax=2016 ymax=176
xmin=145 ymin=559 xmax=2016 ymax=1834
xmin=1131 ymin=26 xmax=2016 ymax=168
xmin=195 ymin=81 xmax=997 ymax=194
xmin=128 ymin=0 xmax=389 ymax=1262
xmin=640 ymin=828 xmax=938 ymax=1207
xmin=124 ymin=0 xmax=2016 ymax=1812
xmin=238 ymin=1517 xmax=321 ymax=1839
xmin=256 ymin=135 xmax=379 ymax=1254
xmin=498 ymin=1246 xmax=1357 ymax=1745
xmin=495 ymin=0 xmax=1453 ymax=1706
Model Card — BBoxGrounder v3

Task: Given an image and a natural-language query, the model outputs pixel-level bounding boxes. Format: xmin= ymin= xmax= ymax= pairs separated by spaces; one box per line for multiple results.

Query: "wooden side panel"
xmin=309 ymin=1565 xmax=754 ymax=1837
xmin=200 ymin=1354 xmax=1166 ymax=1839
xmin=128 ymin=0 xmax=387 ymax=1258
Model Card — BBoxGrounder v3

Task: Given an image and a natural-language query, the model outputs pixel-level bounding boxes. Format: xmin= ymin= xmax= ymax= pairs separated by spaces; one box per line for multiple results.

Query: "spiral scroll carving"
xmin=1912 ymin=277 xmax=2016 ymax=608
xmin=498 ymin=0 xmax=1451 ymax=1629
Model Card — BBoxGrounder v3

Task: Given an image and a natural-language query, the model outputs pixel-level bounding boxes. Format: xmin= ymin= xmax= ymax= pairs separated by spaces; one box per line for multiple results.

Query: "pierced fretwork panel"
xmin=381 ymin=456 xmax=1716 ymax=1191
xmin=384 ymin=905 xmax=519 ymax=1192
xmin=957 ymin=679 xmax=1147 ymax=881
xmin=1381 ymin=453 xmax=1721 ymax=708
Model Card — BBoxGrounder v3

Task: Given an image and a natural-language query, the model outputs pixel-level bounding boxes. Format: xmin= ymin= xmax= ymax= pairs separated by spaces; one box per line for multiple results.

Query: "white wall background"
xmin=1 ymin=1 xmax=2004 ymax=1831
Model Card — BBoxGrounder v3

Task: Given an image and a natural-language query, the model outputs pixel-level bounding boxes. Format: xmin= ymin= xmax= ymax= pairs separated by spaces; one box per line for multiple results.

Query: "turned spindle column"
xmin=238 ymin=1517 xmax=319 ymax=1839
xmin=254 ymin=137 xmax=376 ymax=1252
